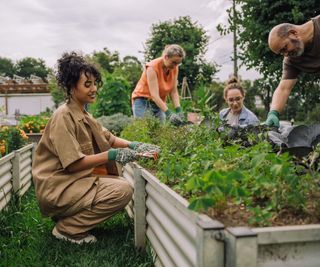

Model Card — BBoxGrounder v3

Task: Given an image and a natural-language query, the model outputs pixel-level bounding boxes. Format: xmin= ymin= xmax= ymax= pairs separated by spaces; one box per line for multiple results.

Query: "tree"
xmin=48 ymin=76 xmax=65 ymax=108
xmin=218 ymin=0 xmax=320 ymax=120
xmin=91 ymin=48 xmax=120 ymax=73
xmin=0 ymin=57 xmax=15 ymax=77
xmin=113 ymin=56 xmax=142 ymax=89
xmin=89 ymin=72 xmax=131 ymax=117
xmin=15 ymin=57 xmax=50 ymax=80
xmin=144 ymin=16 xmax=218 ymax=90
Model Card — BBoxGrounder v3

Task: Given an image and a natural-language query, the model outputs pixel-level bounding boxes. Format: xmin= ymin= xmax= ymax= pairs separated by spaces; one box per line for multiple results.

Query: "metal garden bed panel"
xmin=122 ymin=163 xmax=134 ymax=218
xmin=123 ymin=163 xmax=224 ymax=267
xmin=0 ymin=152 xmax=14 ymax=211
xmin=12 ymin=143 xmax=35 ymax=196
xmin=224 ymin=225 xmax=320 ymax=267
xmin=0 ymin=143 xmax=35 ymax=211
xmin=254 ymin=225 xmax=320 ymax=267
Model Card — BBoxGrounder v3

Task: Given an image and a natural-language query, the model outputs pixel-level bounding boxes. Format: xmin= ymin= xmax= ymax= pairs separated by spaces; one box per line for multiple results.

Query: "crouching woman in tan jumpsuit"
xmin=32 ymin=52 xmax=154 ymax=244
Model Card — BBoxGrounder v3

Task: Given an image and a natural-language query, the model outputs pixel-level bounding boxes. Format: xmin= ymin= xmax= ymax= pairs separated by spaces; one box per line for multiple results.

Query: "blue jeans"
xmin=133 ymin=97 xmax=165 ymax=122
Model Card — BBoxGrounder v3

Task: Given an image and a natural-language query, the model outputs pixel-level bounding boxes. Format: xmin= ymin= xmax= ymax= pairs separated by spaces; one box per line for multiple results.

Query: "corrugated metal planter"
xmin=123 ymin=163 xmax=320 ymax=267
xmin=0 ymin=143 xmax=35 ymax=211
xmin=26 ymin=133 xmax=43 ymax=144
xmin=0 ymin=152 xmax=15 ymax=211
xmin=12 ymin=143 xmax=35 ymax=196
xmin=123 ymin=163 xmax=224 ymax=267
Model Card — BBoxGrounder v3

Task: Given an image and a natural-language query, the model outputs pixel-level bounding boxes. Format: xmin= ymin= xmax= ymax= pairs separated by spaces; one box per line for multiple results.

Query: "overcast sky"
xmin=0 ymin=0 xmax=260 ymax=81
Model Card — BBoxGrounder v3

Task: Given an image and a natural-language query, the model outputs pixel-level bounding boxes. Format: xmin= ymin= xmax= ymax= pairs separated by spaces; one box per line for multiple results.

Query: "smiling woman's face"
xmin=225 ymin=88 xmax=244 ymax=114
xmin=72 ymin=72 xmax=98 ymax=107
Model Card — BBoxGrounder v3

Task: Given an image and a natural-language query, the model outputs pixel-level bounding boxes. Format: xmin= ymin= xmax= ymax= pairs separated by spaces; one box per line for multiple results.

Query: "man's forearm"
xmin=270 ymin=79 xmax=296 ymax=112
xmin=270 ymin=87 xmax=290 ymax=112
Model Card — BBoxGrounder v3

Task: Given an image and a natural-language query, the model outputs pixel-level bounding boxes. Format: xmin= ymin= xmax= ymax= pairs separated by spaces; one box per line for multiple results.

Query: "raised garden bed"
xmin=26 ymin=133 xmax=43 ymax=143
xmin=0 ymin=143 xmax=35 ymax=211
xmin=123 ymin=163 xmax=320 ymax=267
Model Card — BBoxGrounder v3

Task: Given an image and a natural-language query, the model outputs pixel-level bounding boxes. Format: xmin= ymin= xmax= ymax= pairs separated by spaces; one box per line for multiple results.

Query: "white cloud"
xmin=0 ymin=0 xmax=260 ymax=81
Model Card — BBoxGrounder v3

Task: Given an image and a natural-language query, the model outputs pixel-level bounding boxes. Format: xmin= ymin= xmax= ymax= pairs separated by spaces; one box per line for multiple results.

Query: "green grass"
xmin=0 ymin=188 xmax=154 ymax=267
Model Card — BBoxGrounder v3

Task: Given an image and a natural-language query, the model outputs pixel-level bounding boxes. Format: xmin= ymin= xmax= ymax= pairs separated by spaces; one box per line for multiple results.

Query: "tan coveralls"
xmin=32 ymin=99 xmax=133 ymax=239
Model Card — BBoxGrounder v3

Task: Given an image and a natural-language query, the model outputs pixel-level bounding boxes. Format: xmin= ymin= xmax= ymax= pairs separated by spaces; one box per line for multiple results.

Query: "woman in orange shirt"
xmin=132 ymin=44 xmax=186 ymax=125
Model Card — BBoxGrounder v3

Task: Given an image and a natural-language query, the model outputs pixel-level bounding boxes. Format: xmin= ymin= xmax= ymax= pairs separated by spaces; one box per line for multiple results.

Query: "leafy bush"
xmin=19 ymin=115 xmax=49 ymax=134
xmin=121 ymin=117 xmax=320 ymax=226
xmin=90 ymin=72 xmax=131 ymax=117
xmin=97 ymin=113 xmax=133 ymax=135
xmin=0 ymin=126 xmax=28 ymax=157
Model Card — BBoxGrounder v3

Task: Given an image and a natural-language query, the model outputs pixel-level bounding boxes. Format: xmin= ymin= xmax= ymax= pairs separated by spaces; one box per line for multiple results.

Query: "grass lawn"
xmin=0 ymin=188 xmax=154 ymax=267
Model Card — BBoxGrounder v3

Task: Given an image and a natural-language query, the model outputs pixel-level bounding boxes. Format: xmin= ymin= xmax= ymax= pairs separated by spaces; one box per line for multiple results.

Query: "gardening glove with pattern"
xmin=129 ymin=141 xmax=161 ymax=154
xmin=165 ymin=109 xmax=185 ymax=126
xmin=175 ymin=106 xmax=185 ymax=121
xmin=108 ymin=148 xmax=138 ymax=165
xmin=265 ymin=110 xmax=280 ymax=127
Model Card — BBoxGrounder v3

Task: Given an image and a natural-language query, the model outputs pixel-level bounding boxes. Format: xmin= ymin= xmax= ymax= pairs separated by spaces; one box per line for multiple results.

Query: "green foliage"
xmin=0 ymin=126 xmax=28 ymax=157
xmin=0 ymin=57 xmax=15 ymax=77
xmin=90 ymin=47 xmax=120 ymax=73
xmin=15 ymin=57 xmax=51 ymax=80
xmin=144 ymin=16 xmax=218 ymax=90
xmin=90 ymin=72 xmax=132 ymax=117
xmin=192 ymin=82 xmax=224 ymax=115
xmin=96 ymin=113 xmax=133 ymax=135
xmin=305 ymin=103 xmax=320 ymax=123
xmin=113 ymin=56 xmax=142 ymax=89
xmin=120 ymin=116 xmax=161 ymax=144
xmin=0 ymin=188 xmax=154 ymax=267
xmin=121 ymin=117 xmax=320 ymax=226
xmin=18 ymin=115 xmax=49 ymax=134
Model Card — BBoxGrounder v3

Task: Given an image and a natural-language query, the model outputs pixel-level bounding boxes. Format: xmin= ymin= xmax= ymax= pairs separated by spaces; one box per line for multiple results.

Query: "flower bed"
xmin=0 ymin=126 xmax=28 ymax=158
xmin=19 ymin=115 xmax=49 ymax=134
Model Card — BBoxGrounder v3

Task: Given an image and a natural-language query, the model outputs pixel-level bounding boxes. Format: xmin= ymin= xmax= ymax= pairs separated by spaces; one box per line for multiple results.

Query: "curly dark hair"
xmin=56 ymin=52 xmax=102 ymax=100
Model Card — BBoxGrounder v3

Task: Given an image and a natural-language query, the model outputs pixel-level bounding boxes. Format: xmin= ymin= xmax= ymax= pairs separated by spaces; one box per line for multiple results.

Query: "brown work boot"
xmin=52 ymin=226 xmax=97 ymax=244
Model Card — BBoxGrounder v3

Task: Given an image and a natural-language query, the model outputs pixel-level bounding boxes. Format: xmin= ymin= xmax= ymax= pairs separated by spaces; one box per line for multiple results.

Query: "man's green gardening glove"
xmin=265 ymin=110 xmax=280 ymax=127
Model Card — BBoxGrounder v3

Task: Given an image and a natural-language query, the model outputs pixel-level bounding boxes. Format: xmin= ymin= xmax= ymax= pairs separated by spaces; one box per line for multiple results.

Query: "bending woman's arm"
xmin=147 ymin=67 xmax=169 ymax=112
xmin=170 ymin=69 xmax=180 ymax=109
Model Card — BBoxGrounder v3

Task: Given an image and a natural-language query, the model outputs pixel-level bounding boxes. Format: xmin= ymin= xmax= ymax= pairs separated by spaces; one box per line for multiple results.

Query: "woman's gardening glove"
xmin=108 ymin=148 xmax=138 ymax=165
xmin=165 ymin=108 xmax=185 ymax=126
xmin=129 ymin=142 xmax=161 ymax=160
xmin=265 ymin=110 xmax=280 ymax=127
xmin=129 ymin=142 xmax=161 ymax=154
xmin=175 ymin=107 xmax=185 ymax=121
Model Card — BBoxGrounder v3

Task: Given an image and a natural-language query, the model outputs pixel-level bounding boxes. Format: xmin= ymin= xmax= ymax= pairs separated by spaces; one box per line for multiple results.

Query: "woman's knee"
xmin=109 ymin=179 xmax=133 ymax=207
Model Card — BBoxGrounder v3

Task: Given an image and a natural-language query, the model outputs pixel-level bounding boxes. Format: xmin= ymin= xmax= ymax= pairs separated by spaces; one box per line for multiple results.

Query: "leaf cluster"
xmin=121 ymin=117 xmax=320 ymax=226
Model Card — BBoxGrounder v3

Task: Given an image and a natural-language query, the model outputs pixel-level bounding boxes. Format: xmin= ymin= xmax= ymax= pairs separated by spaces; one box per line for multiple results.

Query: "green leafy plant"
xmin=121 ymin=117 xmax=320 ymax=226
xmin=97 ymin=113 xmax=133 ymax=135
xmin=90 ymin=72 xmax=131 ymax=117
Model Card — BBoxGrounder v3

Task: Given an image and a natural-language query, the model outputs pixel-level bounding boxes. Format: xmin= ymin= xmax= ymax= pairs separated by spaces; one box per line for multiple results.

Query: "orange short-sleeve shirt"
xmin=132 ymin=57 xmax=178 ymax=102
